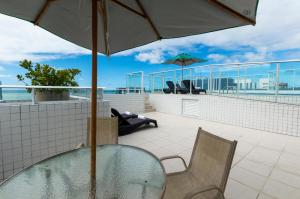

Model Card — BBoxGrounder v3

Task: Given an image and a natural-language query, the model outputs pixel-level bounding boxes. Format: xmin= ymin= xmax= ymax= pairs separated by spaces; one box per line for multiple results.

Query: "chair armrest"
xmin=183 ymin=185 xmax=225 ymax=199
xmin=159 ymin=155 xmax=188 ymax=169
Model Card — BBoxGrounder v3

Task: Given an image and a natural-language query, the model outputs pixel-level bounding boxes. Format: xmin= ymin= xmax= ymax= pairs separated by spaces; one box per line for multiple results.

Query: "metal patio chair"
xmin=160 ymin=128 xmax=237 ymax=199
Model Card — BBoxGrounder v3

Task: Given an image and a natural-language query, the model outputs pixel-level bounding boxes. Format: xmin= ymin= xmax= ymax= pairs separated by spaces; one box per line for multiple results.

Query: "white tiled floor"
xmin=118 ymin=112 xmax=300 ymax=199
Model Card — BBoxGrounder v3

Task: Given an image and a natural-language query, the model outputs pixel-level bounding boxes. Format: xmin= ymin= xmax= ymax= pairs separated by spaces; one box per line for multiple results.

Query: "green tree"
xmin=17 ymin=59 xmax=81 ymax=93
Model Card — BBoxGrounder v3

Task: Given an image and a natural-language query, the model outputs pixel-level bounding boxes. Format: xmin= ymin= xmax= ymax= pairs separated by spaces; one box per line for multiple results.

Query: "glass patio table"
xmin=0 ymin=145 xmax=166 ymax=199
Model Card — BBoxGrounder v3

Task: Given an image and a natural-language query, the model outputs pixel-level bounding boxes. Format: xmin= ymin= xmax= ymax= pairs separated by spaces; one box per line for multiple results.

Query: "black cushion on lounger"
xmin=111 ymin=108 xmax=137 ymax=121
xmin=182 ymin=80 xmax=207 ymax=94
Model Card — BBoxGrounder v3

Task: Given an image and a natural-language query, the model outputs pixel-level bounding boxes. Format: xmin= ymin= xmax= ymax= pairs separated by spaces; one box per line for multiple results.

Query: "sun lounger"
xmin=163 ymin=88 xmax=172 ymax=94
xmin=111 ymin=108 xmax=158 ymax=136
xmin=182 ymin=79 xmax=207 ymax=94
xmin=163 ymin=81 xmax=175 ymax=94
xmin=176 ymin=83 xmax=189 ymax=94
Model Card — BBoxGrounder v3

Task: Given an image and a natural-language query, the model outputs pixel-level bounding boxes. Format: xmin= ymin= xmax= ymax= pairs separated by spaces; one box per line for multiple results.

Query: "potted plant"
xmin=17 ymin=59 xmax=81 ymax=102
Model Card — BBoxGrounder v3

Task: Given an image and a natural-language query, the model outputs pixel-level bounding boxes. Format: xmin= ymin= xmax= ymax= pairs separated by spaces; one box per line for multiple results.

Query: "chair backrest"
xmin=111 ymin=108 xmax=130 ymax=125
xmin=87 ymin=117 xmax=118 ymax=146
xmin=176 ymin=83 xmax=182 ymax=90
xmin=166 ymin=81 xmax=175 ymax=90
xmin=182 ymin=80 xmax=196 ymax=90
xmin=188 ymin=128 xmax=237 ymax=193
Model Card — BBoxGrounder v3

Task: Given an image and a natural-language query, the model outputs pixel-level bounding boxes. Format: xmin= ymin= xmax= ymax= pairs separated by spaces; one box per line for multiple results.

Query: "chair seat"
xmin=164 ymin=172 xmax=222 ymax=199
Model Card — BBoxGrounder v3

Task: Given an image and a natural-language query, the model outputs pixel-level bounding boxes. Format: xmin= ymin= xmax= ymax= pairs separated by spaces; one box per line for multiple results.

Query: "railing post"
xmin=293 ymin=70 xmax=296 ymax=91
xmin=125 ymin=74 xmax=128 ymax=91
xmin=275 ymin=63 xmax=280 ymax=102
xmin=152 ymin=75 xmax=155 ymax=93
xmin=162 ymin=73 xmax=165 ymax=94
xmin=226 ymin=76 xmax=229 ymax=94
xmin=141 ymin=71 xmax=144 ymax=94
xmin=189 ymin=69 xmax=192 ymax=94
xmin=209 ymin=65 xmax=213 ymax=94
xmin=0 ymin=81 xmax=2 ymax=101
xmin=293 ymin=69 xmax=295 ymax=92
xmin=31 ymin=88 xmax=36 ymax=105
xmin=237 ymin=65 xmax=240 ymax=96
xmin=173 ymin=71 xmax=176 ymax=94
xmin=218 ymin=69 xmax=221 ymax=94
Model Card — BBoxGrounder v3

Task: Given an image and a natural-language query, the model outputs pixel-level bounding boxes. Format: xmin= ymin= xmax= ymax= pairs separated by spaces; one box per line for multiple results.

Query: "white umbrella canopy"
xmin=0 ymin=0 xmax=259 ymax=197
xmin=0 ymin=0 xmax=259 ymax=55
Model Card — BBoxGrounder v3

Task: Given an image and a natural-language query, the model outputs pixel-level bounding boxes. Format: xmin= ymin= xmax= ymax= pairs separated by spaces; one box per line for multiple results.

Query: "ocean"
xmin=0 ymin=89 xmax=119 ymax=101
xmin=0 ymin=90 xmax=32 ymax=101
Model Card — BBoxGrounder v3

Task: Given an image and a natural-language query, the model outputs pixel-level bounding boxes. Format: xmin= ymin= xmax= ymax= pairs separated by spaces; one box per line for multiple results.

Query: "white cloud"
xmin=0 ymin=74 xmax=12 ymax=78
xmin=134 ymin=50 xmax=165 ymax=64
xmin=207 ymin=54 xmax=227 ymax=62
xmin=0 ymin=14 xmax=88 ymax=62
xmin=207 ymin=47 xmax=273 ymax=64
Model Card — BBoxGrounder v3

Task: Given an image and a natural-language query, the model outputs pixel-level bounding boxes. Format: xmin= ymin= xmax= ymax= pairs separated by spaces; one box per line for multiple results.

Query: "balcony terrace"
xmin=122 ymin=112 xmax=300 ymax=199
xmin=0 ymin=60 xmax=300 ymax=199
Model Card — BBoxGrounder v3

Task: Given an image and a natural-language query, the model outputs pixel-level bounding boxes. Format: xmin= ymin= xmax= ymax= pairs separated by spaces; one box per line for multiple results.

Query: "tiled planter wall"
xmin=0 ymin=100 xmax=110 ymax=182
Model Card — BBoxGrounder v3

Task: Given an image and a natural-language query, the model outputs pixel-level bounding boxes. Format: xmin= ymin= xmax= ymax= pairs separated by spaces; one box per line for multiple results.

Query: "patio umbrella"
xmin=0 ymin=0 xmax=259 ymax=197
xmin=164 ymin=53 xmax=207 ymax=81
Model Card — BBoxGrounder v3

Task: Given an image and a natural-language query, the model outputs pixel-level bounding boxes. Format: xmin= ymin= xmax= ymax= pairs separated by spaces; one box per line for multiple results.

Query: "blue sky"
xmin=1 ymin=0 xmax=300 ymax=88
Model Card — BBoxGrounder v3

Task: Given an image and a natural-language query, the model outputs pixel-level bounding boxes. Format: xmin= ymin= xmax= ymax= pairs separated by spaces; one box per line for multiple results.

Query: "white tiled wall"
xmin=0 ymin=100 xmax=110 ymax=182
xmin=103 ymin=94 xmax=145 ymax=113
xmin=149 ymin=94 xmax=300 ymax=137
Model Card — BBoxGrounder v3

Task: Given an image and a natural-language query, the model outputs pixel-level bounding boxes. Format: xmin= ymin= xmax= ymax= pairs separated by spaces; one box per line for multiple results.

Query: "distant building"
xmin=258 ymin=78 xmax=272 ymax=89
xmin=234 ymin=78 xmax=254 ymax=90
xmin=195 ymin=78 xmax=236 ymax=90
xmin=257 ymin=78 xmax=288 ymax=90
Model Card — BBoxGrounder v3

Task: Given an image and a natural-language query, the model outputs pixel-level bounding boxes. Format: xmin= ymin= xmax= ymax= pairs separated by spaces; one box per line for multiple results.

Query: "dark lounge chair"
xmin=182 ymin=79 xmax=207 ymax=94
xmin=176 ymin=83 xmax=189 ymax=94
xmin=163 ymin=81 xmax=175 ymax=94
xmin=111 ymin=108 xmax=137 ymax=120
xmin=111 ymin=108 xmax=158 ymax=136
xmin=163 ymin=88 xmax=172 ymax=94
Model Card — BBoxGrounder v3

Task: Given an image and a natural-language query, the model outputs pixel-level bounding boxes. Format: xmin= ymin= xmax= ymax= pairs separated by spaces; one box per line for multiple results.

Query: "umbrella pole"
xmin=90 ymin=0 xmax=98 ymax=197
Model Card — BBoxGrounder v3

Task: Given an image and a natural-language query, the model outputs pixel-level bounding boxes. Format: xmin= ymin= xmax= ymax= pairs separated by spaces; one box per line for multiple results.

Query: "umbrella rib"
xmin=135 ymin=0 xmax=162 ymax=40
xmin=34 ymin=0 xmax=57 ymax=25
xmin=110 ymin=0 xmax=145 ymax=18
xmin=103 ymin=0 xmax=110 ymax=55
xmin=97 ymin=1 xmax=104 ymax=17
xmin=209 ymin=0 xmax=256 ymax=25
xmin=99 ymin=0 xmax=110 ymax=55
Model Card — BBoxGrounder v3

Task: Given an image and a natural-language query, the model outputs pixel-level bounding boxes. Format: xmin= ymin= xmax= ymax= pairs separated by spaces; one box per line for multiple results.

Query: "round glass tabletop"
xmin=0 ymin=145 xmax=166 ymax=199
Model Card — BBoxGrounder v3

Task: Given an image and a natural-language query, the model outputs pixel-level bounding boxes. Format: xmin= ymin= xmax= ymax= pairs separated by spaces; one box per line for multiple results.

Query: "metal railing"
xmin=127 ymin=59 xmax=300 ymax=104
xmin=125 ymin=71 xmax=144 ymax=94
xmin=0 ymin=85 xmax=105 ymax=104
